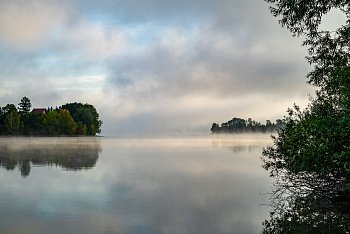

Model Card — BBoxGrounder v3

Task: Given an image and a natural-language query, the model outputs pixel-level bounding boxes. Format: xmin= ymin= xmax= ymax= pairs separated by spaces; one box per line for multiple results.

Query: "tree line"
xmin=0 ymin=97 xmax=102 ymax=136
xmin=210 ymin=117 xmax=285 ymax=133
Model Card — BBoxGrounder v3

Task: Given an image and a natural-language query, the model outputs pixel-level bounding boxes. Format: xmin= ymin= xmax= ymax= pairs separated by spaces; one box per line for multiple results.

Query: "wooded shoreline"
xmin=0 ymin=97 xmax=102 ymax=136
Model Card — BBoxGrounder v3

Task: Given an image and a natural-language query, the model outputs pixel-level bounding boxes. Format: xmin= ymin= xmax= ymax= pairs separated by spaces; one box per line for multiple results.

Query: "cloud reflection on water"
xmin=0 ymin=135 xmax=273 ymax=233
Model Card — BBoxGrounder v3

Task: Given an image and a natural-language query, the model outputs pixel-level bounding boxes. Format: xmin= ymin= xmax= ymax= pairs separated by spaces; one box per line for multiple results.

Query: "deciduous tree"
xmin=263 ymin=0 xmax=350 ymax=187
xmin=5 ymin=111 xmax=21 ymax=134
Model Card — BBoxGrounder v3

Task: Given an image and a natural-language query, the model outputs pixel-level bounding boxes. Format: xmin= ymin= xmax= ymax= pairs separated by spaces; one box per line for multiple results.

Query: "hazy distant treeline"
xmin=0 ymin=97 xmax=102 ymax=136
xmin=210 ymin=117 xmax=285 ymax=133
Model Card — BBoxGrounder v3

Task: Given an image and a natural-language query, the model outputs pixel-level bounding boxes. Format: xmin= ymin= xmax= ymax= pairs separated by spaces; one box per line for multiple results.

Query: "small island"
xmin=210 ymin=117 xmax=285 ymax=133
xmin=0 ymin=97 xmax=102 ymax=136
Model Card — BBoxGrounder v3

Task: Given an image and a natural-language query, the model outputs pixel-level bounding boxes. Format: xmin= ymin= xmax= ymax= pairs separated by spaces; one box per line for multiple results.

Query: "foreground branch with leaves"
xmin=261 ymin=1 xmax=350 ymax=231
xmin=263 ymin=0 xmax=350 ymax=192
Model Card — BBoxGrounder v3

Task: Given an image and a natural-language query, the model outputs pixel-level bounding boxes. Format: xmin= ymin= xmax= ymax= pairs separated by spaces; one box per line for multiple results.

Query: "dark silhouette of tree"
xmin=210 ymin=123 xmax=220 ymax=133
xmin=2 ymin=104 xmax=17 ymax=114
xmin=210 ymin=117 xmax=284 ymax=133
xmin=18 ymin=97 xmax=31 ymax=114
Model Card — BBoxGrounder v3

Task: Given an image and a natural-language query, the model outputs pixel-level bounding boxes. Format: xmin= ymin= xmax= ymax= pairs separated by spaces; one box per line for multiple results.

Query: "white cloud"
xmin=0 ymin=0 xmax=71 ymax=49
xmin=108 ymin=24 xmax=310 ymax=100
xmin=0 ymin=0 xmax=326 ymax=135
xmin=62 ymin=21 xmax=128 ymax=59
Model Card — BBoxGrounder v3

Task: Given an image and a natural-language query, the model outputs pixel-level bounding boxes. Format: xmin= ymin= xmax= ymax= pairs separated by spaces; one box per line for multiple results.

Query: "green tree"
xmin=42 ymin=109 xmax=78 ymax=135
xmin=42 ymin=110 xmax=60 ymax=135
xmin=263 ymin=0 xmax=350 ymax=189
xmin=61 ymin=103 xmax=102 ymax=135
xmin=23 ymin=112 xmax=45 ymax=135
xmin=18 ymin=97 xmax=31 ymax=114
xmin=76 ymin=122 xmax=87 ymax=135
xmin=1 ymin=104 xmax=18 ymax=133
xmin=58 ymin=109 xmax=77 ymax=135
xmin=5 ymin=111 xmax=21 ymax=134
xmin=0 ymin=101 xmax=101 ymax=136
xmin=2 ymin=104 xmax=17 ymax=114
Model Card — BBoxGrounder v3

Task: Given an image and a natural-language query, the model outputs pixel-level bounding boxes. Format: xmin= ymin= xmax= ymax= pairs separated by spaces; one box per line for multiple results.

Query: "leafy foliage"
xmin=263 ymin=0 xmax=350 ymax=185
xmin=265 ymin=0 xmax=349 ymax=36
xmin=62 ymin=102 xmax=102 ymax=135
xmin=263 ymin=99 xmax=350 ymax=179
xmin=5 ymin=111 xmax=21 ymax=134
xmin=0 ymin=97 xmax=102 ymax=136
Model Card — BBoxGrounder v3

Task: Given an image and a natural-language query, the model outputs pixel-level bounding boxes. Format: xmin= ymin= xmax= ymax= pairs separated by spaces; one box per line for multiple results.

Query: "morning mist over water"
xmin=0 ymin=135 xmax=273 ymax=233
xmin=3 ymin=0 xmax=347 ymax=232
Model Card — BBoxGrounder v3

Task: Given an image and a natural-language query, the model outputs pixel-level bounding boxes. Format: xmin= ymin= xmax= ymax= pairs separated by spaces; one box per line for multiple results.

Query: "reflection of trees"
xmin=262 ymin=137 xmax=350 ymax=233
xmin=262 ymin=172 xmax=350 ymax=233
xmin=0 ymin=139 xmax=101 ymax=177
xmin=211 ymin=140 xmax=263 ymax=153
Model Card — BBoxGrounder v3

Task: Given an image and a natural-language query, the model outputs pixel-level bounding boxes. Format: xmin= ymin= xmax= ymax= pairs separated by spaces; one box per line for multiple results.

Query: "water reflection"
xmin=262 ymin=188 xmax=350 ymax=233
xmin=261 ymin=132 xmax=350 ymax=233
xmin=210 ymin=134 xmax=271 ymax=153
xmin=0 ymin=136 xmax=273 ymax=233
xmin=0 ymin=137 xmax=100 ymax=176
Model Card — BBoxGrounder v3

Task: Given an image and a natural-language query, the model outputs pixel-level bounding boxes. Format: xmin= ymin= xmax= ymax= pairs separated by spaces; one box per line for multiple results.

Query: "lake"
xmin=0 ymin=135 xmax=274 ymax=234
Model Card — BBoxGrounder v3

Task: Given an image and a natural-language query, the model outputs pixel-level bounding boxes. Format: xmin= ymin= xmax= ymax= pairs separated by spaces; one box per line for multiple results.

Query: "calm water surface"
xmin=0 ymin=135 xmax=273 ymax=234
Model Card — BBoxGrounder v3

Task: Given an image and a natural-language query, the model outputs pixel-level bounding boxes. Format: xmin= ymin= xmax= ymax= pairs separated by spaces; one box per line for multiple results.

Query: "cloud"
xmin=55 ymin=20 xmax=128 ymax=60
xmin=103 ymin=21 xmax=312 ymax=134
xmin=109 ymin=25 xmax=303 ymax=98
xmin=0 ymin=0 xmax=321 ymax=135
xmin=0 ymin=0 xmax=126 ymax=110
xmin=0 ymin=0 xmax=72 ymax=49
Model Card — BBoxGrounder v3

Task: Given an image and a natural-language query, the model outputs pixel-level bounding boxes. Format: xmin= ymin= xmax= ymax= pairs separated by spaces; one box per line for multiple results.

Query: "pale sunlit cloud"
xmin=0 ymin=0 xmax=72 ymax=49
xmin=60 ymin=21 xmax=128 ymax=60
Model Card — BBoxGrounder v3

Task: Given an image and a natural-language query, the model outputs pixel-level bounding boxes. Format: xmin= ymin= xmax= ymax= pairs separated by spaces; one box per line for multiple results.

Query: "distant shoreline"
xmin=210 ymin=117 xmax=285 ymax=134
xmin=0 ymin=98 xmax=102 ymax=137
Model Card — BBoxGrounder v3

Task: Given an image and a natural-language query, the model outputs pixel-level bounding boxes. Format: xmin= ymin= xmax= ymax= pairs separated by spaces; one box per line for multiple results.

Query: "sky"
xmin=0 ymin=0 xmax=347 ymax=135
